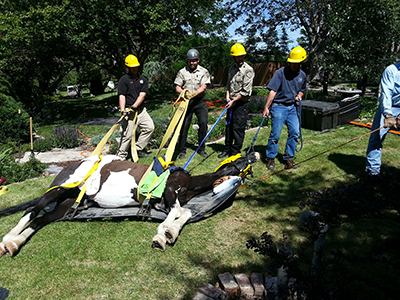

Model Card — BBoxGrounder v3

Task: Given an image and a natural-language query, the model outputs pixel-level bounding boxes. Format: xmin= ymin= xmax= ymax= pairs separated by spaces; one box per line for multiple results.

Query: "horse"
xmin=0 ymin=153 xmax=257 ymax=257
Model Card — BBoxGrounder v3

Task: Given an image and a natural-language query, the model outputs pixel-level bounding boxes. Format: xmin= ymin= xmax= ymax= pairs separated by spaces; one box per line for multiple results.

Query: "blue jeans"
xmin=366 ymin=104 xmax=400 ymax=175
xmin=266 ymin=103 xmax=300 ymax=161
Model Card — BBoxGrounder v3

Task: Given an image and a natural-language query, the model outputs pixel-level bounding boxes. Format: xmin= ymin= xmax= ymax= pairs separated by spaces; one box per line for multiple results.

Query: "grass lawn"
xmin=1 ymin=89 xmax=399 ymax=299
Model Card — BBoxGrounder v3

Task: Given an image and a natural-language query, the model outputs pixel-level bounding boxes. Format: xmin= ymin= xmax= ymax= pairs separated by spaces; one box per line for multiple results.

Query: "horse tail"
xmin=0 ymin=197 xmax=41 ymax=218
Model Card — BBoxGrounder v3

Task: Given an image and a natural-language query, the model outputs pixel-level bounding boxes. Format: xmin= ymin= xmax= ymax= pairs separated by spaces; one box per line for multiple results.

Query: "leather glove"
xmin=384 ymin=114 xmax=396 ymax=129
xmin=396 ymin=115 xmax=400 ymax=127
xmin=213 ymin=176 xmax=232 ymax=188
xmin=184 ymin=90 xmax=196 ymax=100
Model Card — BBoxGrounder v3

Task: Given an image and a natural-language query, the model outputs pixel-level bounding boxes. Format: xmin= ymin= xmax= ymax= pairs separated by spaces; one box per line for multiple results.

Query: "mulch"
xmin=48 ymin=160 xmax=82 ymax=168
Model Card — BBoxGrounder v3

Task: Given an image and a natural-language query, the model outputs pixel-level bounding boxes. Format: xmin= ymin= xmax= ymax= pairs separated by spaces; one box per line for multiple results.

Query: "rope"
xmin=240 ymin=126 xmax=384 ymax=190
xmin=78 ymin=125 xmax=95 ymax=158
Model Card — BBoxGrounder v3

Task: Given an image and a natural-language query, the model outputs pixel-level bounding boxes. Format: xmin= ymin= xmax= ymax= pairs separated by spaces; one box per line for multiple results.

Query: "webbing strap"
xmin=214 ymin=153 xmax=242 ymax=172
xmin=46 ymin=155 xmax=103 ymax=196
xmin=91 ymin=113 xmax=125 ymax=157
xmin=130 ymin=111 xmax=139 ymax=162
xmin=136 ymin=90 xmax=190 ymax=203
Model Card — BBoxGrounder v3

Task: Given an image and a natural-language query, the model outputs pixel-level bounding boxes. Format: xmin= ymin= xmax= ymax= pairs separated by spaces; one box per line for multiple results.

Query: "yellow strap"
xmin=130 ymin=111 xmax=139 ymax=162
xmin=158 ymin=157 xmax=174 ymax=169
xmin=0 ymin=186 xmax=8 ymax=196
xmin=214 ymin=153 xmax=242 ymax=172
xmin=136 ymin=90 xmax=190 ymax=203
xmin=215 ymin=153 xmax=250 ymax=177
xmin=74 ymin=180 xmax=89 ymax=207
xmin=45 ymin=156 xmax=103 ymax=195
xmin=91 ymin=112 xmax=127 ymax=157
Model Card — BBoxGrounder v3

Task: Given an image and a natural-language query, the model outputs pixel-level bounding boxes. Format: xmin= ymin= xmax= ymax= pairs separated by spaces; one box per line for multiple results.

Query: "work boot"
xmin=138 ymin=151 xmax=149 ymax=158
xmin=218 ymin=151 xmax=229 ymax=159
xmin=178 ymin=152 xmax=186 ymax=159
xmin=198 ymin=150 xmax=208 ymax=158
xmin=266 ymin=158 xmax=275 ymax=170
xmin=285 ymin=158 xmax=298 ymax=169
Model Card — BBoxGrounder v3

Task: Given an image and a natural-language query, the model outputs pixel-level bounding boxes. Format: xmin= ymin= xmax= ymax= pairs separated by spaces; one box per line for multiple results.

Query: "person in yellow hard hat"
xmin=263 ymin=46 xmax=307 ymax=170
xmin=116 ymin=54 xmax=154 ymax=160
xmin=218 ymin=43 xmax=255 ymax=158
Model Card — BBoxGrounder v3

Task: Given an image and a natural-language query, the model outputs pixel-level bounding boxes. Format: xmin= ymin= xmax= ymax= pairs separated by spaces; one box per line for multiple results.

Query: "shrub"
xmin=0 ymin=148 xmax=47 ymax=184
xmin=0 ymin=93 xmax=31 ymax=144
xmin=51 ymin=126 xmax=82 ymax=148
xmin=250 ymin=115 xmax=267 ymax=128
xmin=359 ymin=96 xmax=379 ymax=119
xmin=248 ymin=96 xmax=267 ymax=113
xmin=33 ymin=137 xmax=53 ymax=152
xmin=149 ymin=117 xmax=171 ymax=148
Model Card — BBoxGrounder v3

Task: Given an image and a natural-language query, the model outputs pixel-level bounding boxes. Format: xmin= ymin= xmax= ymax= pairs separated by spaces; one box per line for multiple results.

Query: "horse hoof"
xmin=5 ymin=242 xmax=18 ymax=257
xmin=152 ymin=235 xmax=166 ymax=252
xmin=0 ymin=243 xmax=7 ymax=257
xmin=165 ymin=226 xmax=179 ymax=244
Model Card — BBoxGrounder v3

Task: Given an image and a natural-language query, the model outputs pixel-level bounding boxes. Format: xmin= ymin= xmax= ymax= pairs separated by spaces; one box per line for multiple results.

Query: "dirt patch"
xmin=50 ymin=160 xmax=82 ymax=168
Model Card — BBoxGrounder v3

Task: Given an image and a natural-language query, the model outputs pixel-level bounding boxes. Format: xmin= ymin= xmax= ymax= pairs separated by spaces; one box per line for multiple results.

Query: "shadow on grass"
xmin=173 ymin=165 xmax=400 ymax=299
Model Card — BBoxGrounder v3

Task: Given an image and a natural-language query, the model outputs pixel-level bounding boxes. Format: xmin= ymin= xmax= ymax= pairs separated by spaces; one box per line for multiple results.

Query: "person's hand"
xmin=184 ymin=90 xmax=196 ymax=99
xmin=384 ymin=114 xmax=397 ymax=129
xmin=263 ymin=107 xmax=270 ymax=117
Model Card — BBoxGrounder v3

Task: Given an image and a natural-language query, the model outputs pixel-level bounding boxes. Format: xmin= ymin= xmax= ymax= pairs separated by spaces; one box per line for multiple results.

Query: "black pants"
xmin=224 ymin=101 xmax=249 ymax=155
xmin=178 ymin=98 xmax=208 ymax=153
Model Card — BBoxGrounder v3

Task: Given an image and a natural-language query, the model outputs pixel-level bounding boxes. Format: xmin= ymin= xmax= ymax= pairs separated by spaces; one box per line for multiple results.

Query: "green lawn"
xmin=1 ymin=90 xmax=399 ymax=299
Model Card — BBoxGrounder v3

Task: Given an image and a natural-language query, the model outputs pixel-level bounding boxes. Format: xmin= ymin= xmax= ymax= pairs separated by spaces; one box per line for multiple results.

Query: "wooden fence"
xmin=213 ymin=62 xmax=311 ymax=87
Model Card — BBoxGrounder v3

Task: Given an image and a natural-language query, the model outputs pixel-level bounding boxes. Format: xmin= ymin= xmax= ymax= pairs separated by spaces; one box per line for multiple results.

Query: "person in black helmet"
xmin=174 ymin=49 xmax=211 ymax=159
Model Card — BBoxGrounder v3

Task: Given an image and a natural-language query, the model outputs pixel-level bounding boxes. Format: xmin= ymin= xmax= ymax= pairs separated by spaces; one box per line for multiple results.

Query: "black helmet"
xmin=187 ymin=49 xmax=200 ymax=60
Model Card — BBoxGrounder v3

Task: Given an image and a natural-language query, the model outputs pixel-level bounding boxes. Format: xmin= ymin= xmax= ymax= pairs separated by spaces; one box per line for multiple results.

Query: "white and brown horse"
xmin=0 ymin=154 xmax=256 ymax=257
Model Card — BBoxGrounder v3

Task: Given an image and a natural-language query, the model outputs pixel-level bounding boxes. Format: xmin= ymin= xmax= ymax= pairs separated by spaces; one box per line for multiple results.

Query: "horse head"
xmin=158 ymin=152 xmax=258 ymax=212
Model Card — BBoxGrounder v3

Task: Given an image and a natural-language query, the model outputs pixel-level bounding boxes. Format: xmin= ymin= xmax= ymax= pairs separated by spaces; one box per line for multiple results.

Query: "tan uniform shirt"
xmin=227 ymin=62 xmax=254 ymax=100
xmin=174 ymin=65 xmax=211 ymax=98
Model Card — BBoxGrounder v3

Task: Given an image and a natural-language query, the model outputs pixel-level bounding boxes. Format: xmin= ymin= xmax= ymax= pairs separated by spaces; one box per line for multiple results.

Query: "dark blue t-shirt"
xmin=267 ymin=66 xmax=307 ymax=105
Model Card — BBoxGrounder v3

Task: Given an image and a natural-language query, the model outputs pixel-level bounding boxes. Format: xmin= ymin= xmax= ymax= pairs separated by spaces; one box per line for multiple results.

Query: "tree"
xmin=327 ymin=0 xmax=400 ymax=83
xmin=0 ymin=0 xmax=227 ymax=112
xmin=226 ymin=0 xmax=331 ymax=80
xmin=226 ymin=0 xmax=400 ymax=83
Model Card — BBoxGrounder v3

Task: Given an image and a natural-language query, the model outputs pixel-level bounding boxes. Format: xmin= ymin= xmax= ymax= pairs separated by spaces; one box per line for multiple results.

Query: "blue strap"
xmin=296 ymin=100 xmax=303 ymax=152
xmin=183 ymin=106 xmax=229 ymax=170
xmin=247 ymin=115 xmax=266 ymax=155
xmin=226 ymin=106 xmax=233 ymax=125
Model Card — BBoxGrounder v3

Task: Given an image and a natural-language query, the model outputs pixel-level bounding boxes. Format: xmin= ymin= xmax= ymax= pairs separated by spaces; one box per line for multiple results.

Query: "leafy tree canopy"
xmin=225 ymin=0 xmax=400 ymax=82
xmin=0 ymin=0 xmax=227 ymax=112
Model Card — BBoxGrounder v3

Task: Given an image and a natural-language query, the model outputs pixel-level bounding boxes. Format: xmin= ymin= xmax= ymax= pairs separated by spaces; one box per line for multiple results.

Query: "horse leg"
xmin=0 ymin=191 xmax=58 ymax=257
xmin=164 ymin=207 xmax=192 ymax=244
xmin=0 ymin=212 xmax=34 ymax=256
xmin=152 ymin=200 xmax=182 ymax=251
xmin=1 ymin=196 xmax=76 ymax=257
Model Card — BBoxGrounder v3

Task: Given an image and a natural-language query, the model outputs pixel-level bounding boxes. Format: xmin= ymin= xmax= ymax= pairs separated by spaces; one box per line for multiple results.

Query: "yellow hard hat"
xmin=230 ymin=43 xmax=247 ymax=56
xmin=287 ymin=46 xmax=307 ymax=63
xmin=125 ymin=54 xmax=140 ymax=67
